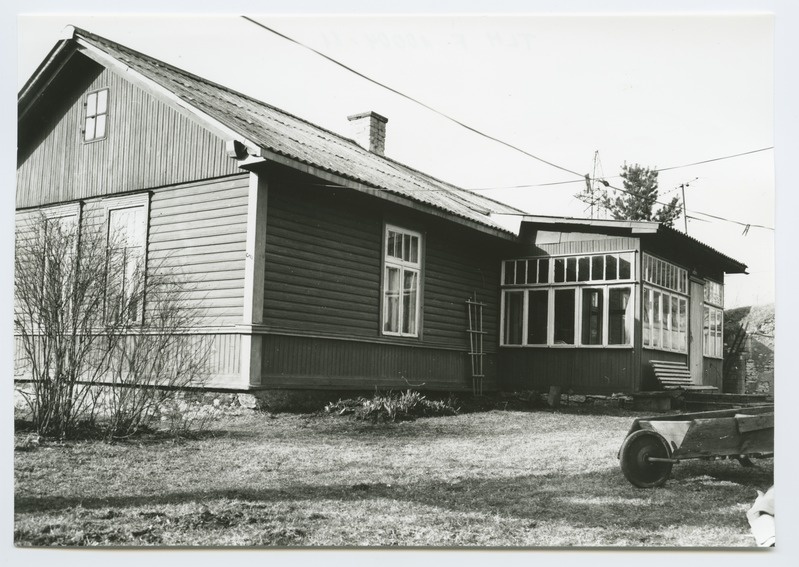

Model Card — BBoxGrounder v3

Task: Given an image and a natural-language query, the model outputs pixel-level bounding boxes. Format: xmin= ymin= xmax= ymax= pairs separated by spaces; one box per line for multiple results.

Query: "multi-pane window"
xmin=84 ymin=89 xmax=109 ymax=142
xmin=642 ymin=286 xmax=688 ymax=353
xmin=42 ymin=205 xmax=81 ymax=310
xmin=703 ymin=279 xmax=724 ymax=358
xmin=105 ymin=196 xmax=148 ymax=323
xmin=642 ymin=253 xmax=688 ymax=294
xmin=641 ymin=255 xmax=688 ymax=353
xmin=704 ymin=280 xmax=724 ymax=307
xmin=504 ymin=252 xmax=633 ymax=286
xmin=501 ymin=251 xmax=635 ymax=347
xmin=703 ymin=306 xmax=723 ymax=358
xmin=383 ymin=226 xmax=421 ymax=337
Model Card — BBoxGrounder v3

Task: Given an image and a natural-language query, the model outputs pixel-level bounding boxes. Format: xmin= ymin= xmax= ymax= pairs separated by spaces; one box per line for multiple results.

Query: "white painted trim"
xmin=642 ymin=284 xmax=689 ymax=354
xmin=500 ymin=283 xmax=635 ymax=348
xmin=41 ymin=202 xmax=81 ymax=220
xmin=75 ymin=38 xmax=262 ymax=157
xmin=381 ymin=224 xmax=423 ymax=338
xmin=242 ymin=171 xmax=268 ymax=326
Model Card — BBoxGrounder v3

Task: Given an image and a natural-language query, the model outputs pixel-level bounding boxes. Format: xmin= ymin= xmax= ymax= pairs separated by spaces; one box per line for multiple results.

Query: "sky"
xmin=9 ymin=7 xmax=778 ymax=309
xmin=3 ymin=2 xmax=799 ymax=565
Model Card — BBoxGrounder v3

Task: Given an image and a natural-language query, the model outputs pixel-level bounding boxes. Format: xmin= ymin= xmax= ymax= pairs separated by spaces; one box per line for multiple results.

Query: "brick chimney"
xmin=347 ymin=111 xmax=388 ymax=155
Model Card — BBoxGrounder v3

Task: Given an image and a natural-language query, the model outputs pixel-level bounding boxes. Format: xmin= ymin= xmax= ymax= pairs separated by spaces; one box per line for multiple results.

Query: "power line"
xmin=601 ymin=180 xmax=774 ymax=231
xmin=468 ymin=147 xmax=773 ymax=191
xmin=239 ymin=17 xmax=773 ymax=233
xmin=240 ymin=15 xmax=585 ymax=179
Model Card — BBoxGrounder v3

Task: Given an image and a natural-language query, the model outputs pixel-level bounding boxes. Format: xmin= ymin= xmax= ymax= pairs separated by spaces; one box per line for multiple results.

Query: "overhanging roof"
xmin=19 ymin=26 xmax=526 ymax=240
xmin=520 ymin=215 xmax=748 ymax=274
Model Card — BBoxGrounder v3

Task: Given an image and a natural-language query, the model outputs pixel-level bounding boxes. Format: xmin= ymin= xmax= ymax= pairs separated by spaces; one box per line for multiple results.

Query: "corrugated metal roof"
xmin=520 ymin=215 xmax=747 ymax=273
xmin=67 ymin=28 xmax=525 ymax=234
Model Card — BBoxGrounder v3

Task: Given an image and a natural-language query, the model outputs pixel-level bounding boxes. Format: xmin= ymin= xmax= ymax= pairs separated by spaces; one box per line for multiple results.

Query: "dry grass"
xmin=14 ymin=407 xmax=773 ymax=547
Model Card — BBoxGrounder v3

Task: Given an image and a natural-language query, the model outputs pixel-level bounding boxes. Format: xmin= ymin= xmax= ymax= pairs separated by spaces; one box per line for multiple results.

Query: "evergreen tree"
xmin=600 ymin=163 xmax=683 ymax=227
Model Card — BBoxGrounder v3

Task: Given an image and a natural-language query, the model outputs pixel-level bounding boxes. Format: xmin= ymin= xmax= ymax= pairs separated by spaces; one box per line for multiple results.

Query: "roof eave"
xmin=241 ymin=150 xmax=518 ymax=241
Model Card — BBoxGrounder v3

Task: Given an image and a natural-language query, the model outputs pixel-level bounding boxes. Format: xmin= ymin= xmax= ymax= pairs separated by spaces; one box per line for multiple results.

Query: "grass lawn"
xmin=14 ymin=406 xmax=773 ymax=547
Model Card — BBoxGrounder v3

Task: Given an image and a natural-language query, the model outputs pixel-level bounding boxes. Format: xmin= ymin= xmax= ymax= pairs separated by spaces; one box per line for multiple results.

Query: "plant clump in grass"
xmin=325 ymin=389 xmax=459 ymax=423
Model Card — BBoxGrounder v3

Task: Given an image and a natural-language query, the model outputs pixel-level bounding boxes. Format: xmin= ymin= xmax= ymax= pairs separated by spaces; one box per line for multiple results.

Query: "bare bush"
xmin=14 ymin=212 xmax=210 ymax=439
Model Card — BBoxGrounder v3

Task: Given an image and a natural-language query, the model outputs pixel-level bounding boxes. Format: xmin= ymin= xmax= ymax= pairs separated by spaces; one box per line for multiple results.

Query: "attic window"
xmin=84 ymin=89 xmax=109 ymax=142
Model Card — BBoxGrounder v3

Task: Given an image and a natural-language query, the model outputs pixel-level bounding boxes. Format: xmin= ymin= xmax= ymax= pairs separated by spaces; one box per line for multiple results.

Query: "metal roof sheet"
xmin=66 ymin=28 xmax=525 ymax=234
xmin=520 ymin=215 xmax=747 ymax=273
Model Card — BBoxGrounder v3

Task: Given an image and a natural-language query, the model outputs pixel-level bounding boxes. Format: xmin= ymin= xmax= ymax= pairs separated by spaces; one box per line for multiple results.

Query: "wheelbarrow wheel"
xmin=620 ymin=430 xmax=673 ymax=488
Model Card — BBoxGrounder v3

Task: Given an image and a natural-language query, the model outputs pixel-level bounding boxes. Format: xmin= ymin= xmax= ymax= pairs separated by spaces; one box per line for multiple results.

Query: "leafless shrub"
xmin=14 ymin=212 xmax=210 ymax=439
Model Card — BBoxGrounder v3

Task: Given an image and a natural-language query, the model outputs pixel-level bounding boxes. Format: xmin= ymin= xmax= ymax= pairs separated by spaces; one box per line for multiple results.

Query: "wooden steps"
xmin=650 ymin=360 xmax=718 ymax=392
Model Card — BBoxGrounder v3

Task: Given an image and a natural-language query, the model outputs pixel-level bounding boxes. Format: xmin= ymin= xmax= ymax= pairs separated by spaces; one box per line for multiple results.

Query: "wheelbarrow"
xmin=618 ymin=405 xmax=773 ymax=488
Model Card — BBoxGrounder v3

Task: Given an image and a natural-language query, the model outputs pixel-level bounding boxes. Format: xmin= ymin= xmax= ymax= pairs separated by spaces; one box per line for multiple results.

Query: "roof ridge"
xmin=71 ymin=27 xmax=378 ymax=150
xmin=70 ymin=26 xmax=525 ymax=216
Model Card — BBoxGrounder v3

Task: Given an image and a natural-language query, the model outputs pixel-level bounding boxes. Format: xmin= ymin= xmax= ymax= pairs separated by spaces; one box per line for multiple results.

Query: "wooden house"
xmin=15 ymin=27 xmax=747 ymax=398
xmin=500 ymin=217 xmax=746 ymax=394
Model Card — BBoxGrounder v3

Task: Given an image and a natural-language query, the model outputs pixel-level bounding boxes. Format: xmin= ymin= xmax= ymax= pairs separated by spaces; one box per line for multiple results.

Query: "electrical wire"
xmin=241 ymin=15 xmax=585 ymax=180
xmin=600 ymin=180 xmax=774 ymax=231
xmin=469 ymin=147 xmax=773 ymax=191
xmin=240 ymin=16 xmax=774 ymax=233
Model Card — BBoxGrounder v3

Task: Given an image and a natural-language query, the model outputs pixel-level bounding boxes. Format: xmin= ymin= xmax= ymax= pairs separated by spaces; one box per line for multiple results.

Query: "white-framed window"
xmin=501 ymin=284 xmax=634 ymax=347
xmin=103 ymin=194 xmax=149 ymax=323
xmin=703 ymin=305 xmax=723 ymax=359
xmin=41 ymin=204 xmax=82 ymax=308
xmin=501 ymin=251 xmax=635 ymax=348
xmin=84 ymin=88 xmax=109 ymax=142
xmin=642 ymin=285 xmax=688 ymax=353
xmin=704 ymin=279 xmax=724 ymax=307
xmin=503 ymin=251 xmax=634 ymax=287
xmin=703 ymin=279 xmax=724 ymax=359
xmin=642 ymin=253 xmax=688 ymax=294
xmin=382 ymin=225 xmax=422 ymax=337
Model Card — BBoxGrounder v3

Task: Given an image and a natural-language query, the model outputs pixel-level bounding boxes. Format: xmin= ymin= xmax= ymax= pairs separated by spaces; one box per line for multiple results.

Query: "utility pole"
xmin=680 ymin=183 xmax=688 ymax=234
xmin=678 ymin=177 xmax=698 ymax=234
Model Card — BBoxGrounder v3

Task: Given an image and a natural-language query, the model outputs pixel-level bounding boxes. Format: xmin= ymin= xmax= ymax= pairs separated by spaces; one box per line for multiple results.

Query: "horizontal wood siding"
xmin=261 ymin=172 xmax=508 ymax=390
xmin=263 ymin=183 xmax=382 ymax=337
xmin=17 ymin=60 xmax=240 ymax=209
xmin=262 ymin=334 xmax=496 ymax=392
xmin=149 ymin=176 xmax=250 ymax=326
xmin=423 ymin=230 xmax=500 ymax=351
xmin=263 ymin=177 xmax=503 ymax=350
xmin=498 ymin=348 xmax=635 ymax=394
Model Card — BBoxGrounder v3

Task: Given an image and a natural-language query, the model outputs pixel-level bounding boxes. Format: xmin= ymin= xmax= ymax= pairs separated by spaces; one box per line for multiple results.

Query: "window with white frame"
xmin=382 ymin=225 xmax=421 ymax=337
xmin=42 ymin=204 xmax=81 ymax=309
xmin=84 ymin=88 xmax=109 ymax=142
xmin=105 ymin=195 xmax=149 ymax=323
xmin=641 ymin=254 xmax=689 ymax=353
xmin=642 ymin=253 xmax=688 ymax=294
xmin=501 ymin=251 xmax=635 ymax=347
xmin=703 ymin=279 xmax=724 ymax=359
xmin=642 ymin=286 xmax=688 ymax=353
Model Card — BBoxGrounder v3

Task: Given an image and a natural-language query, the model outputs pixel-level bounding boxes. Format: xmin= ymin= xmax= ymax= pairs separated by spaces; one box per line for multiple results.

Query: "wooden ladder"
xmin=466 ymin=293 xmax=486 ymax=396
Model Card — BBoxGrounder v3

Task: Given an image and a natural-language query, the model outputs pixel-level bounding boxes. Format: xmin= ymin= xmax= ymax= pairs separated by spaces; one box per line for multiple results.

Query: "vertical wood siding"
xmin=14 ymin=332 xmax=243 ymax=388
xmin=498 ymin=348 xmax=635 ymax=394
xmin=17 ymin=62 xmax=240 ymax=209
xmin=531 ymin=236 xmax=638 ymax=257
xmin=262 ymin=334 xmax=497 ymax=392
xmin=703 ymin=358 xmax=724 ymax=391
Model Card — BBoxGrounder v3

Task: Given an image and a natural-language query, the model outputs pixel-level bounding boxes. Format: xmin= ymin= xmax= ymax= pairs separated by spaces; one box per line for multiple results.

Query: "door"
xmin=689 ymin=280 xmax=704 ymax=384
